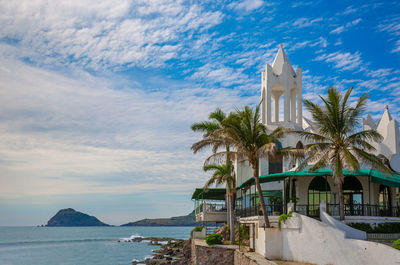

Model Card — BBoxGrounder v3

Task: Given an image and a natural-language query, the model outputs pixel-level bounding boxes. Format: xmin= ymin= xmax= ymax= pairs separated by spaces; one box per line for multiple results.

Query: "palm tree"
xmin=203 ymin=164 xmax=235 ymax=194
xmin=295 ymin=87 xmax=388 ymax=220
xmin=194 ymin=105 xmax=288 ymax=228
xmin=191 ymin=108 xmax=236 ymax=243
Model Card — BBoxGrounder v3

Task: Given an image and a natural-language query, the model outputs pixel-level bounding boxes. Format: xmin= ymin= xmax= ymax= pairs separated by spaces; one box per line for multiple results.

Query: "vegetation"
xmin=278 ymin=211 xmax=293 ymax=230
xmin=191 ymin=108 xmax=236 ymax=243
xmin=202 ymin=105 xmax=289 ymax=228
xmin=235 ymin=224 xmax=249 ymax=245
xmin=348 ymin=222 xmax=400 ymax=233
xmin=393 ymin=239 xmax=400 ymax=250
xmin=294 ymin=87 xmax=389 ymax=220
xmin=192 ymin=225 xmax=204 ymax=232
xmin=205 ymin=233 xmax=223 ymax=245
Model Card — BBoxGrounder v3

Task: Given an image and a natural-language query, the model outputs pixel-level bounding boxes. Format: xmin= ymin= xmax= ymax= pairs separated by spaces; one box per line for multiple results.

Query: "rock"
xmin=46 ymin=208 xmax=110 ymax=227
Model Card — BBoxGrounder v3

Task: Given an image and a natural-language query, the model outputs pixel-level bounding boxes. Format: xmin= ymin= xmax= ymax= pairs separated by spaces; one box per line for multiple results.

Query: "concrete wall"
xmin=263 ymin=213 xmax=400 ymax=265
xmin=320 ymin=209 xmax=366 ymax=240
xmin=191 ymin=239 xmax=277 ymax=265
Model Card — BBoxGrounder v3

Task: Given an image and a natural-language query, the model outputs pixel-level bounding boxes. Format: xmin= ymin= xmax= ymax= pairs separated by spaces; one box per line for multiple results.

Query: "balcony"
xmin=294 ymin=204 xmax=400 ymax=218
xmin=195 ymin=202 xmax=227 ymax=223
xmin=236 ymin=203 xmax=400 ymax=219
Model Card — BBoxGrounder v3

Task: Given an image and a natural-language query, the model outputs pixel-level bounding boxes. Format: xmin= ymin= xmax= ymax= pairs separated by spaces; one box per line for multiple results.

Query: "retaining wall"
xmin=191 ymin=239 xmax=276 ymax=265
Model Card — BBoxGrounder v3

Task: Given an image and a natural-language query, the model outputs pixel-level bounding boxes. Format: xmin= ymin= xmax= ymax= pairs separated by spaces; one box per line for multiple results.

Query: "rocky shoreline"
xmin=121 ymin=237 xmax=191 ymax=265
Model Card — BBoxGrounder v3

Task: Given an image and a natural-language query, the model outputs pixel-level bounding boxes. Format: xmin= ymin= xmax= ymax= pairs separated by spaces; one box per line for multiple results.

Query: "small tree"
xmin=295 ymin=87 xmax=389 ymax=220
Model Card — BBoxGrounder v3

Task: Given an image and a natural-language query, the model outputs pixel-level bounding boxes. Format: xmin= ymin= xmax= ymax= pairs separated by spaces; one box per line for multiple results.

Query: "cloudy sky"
xmin=0 ymin=0 xmax=399 ymax=226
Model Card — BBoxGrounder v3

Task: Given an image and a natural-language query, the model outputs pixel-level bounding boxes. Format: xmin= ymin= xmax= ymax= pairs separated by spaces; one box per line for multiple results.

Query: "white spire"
xmin=377 ymin=106 xmax=393 ymax=136
xmin=271 ymin=44 xmax=296 ymax=77
xmin=363 ymin=113 xmax=377 ymax=130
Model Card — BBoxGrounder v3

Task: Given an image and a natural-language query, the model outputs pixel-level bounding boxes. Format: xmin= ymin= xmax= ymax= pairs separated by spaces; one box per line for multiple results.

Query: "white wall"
xmin=263 ymin=213 xmax=400 ymax=265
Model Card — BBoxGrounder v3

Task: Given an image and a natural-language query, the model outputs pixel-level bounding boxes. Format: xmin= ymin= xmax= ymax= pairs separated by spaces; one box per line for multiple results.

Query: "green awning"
xmin=191 ymin=188 xmax=226 ymax=200
xmin=236 ymin=167 xmax=400 ymax=189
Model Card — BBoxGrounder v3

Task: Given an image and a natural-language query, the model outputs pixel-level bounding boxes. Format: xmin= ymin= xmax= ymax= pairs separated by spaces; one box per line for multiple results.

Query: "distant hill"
xmin=121 ymin=211 xmax=199 ymax=226
xmin=46 ymin=208 xmax=110 ymax=227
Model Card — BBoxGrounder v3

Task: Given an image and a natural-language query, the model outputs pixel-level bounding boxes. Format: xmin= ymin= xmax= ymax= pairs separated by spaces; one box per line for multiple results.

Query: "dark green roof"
xmin=191 ymin=188 xmax=226 ymax=200
xmin=236 ymin=167 xmax=400 ymax=189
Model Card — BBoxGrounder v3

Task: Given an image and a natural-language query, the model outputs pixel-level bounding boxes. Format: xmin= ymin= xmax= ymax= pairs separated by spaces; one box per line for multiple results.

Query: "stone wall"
xmin=191 ymin=239 xmax=235 ymax=265
xmin=191 ymin=239 xmax=276 ymax=265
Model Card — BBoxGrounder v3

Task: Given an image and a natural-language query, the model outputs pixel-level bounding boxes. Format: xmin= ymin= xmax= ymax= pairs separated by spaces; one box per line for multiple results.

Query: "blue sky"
xmin=0 ymin=0 xmax=399 ymax=226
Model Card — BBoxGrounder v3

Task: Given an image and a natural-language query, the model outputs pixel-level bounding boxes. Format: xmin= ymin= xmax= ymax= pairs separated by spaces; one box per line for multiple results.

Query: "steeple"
xmin=363 ymin=113 xmax=377 ymax=130
xmin=271 ymin=44 xmax=296 ymax=77
xmin=261 ymin=44 xmax=302 ymax=129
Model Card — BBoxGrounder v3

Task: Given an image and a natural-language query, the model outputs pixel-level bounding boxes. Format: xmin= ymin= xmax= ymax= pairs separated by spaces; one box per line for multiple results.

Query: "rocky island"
xmin=121 ymin=211 xmax=198 ymax=227
xmin=46 ymin=208 xmax=110 ymax=226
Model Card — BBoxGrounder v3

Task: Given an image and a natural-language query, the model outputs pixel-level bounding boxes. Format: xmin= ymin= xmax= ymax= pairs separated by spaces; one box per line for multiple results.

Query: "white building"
xmin=235 ymin=44 xmax=400 ymax=223
xmin=233 ymin=45 xmax=400 ymax=265
xmin=192 ymin=45 xmax=400 ymax=264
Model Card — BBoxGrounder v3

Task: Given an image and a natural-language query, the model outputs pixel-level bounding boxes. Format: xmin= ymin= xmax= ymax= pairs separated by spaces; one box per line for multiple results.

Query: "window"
xmin=308 ymin=176 xmax=331 ymax=216
xmin=269 ymin=141 xmax=283 ymax=174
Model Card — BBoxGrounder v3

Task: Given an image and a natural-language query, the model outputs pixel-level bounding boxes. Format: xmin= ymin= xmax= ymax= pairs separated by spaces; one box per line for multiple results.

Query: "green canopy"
xmin=191 ymin=188 xmax=226 ymax=200
xmin=236 ymin=167 xmax=400 ymax=189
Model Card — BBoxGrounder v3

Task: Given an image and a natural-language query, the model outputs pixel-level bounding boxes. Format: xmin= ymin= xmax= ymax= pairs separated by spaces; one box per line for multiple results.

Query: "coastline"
xmin=125 ymin=237 xmax=190 ymax=265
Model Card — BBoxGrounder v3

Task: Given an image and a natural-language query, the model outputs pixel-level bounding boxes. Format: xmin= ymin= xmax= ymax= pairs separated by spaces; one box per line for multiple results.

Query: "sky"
xmin=0 ymin=0 xmax=399 ymax=226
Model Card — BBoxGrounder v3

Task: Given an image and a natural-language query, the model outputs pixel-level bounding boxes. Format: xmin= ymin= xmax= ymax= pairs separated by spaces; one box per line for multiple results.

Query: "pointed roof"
xmin=363 ymin=113 xmax=377 ymax=130
xmin=271 ymin=44 xmax=296 ymax=77
xmin=377 ymin=105 xmax=393 ymax=137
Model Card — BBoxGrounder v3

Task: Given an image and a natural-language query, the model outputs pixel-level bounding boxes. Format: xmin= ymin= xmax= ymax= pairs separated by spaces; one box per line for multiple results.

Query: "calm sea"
xmin=0 ymin=226 xmax=193 ymax=265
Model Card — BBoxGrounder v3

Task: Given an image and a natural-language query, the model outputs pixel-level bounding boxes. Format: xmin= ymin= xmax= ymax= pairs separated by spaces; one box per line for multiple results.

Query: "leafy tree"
xmin=295 ymin=87 xmax=388 ymax=220
xmin=194 ymin=105 xmax=288 ymax=228
xmin=191 ymin=108 xmax=236 ymax=243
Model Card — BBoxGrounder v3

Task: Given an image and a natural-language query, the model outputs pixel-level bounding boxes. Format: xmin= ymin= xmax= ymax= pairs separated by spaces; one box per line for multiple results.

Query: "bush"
xmin=192 ymin=226 xmax=204 ymax=232
xmin=347 ymin=222 xmax=373 ymax=233
xmin=393 ymin=239 xmax=400 ymax=250
xmin=278 ymin=211 xmax=293 ymax=230
xmin=190 ymin=226 xmax=204 ymax=237
xmin=348 ymin=222 xmax=400 ymax=233
xmin=205 ymin=233 xmax=222 ymax=245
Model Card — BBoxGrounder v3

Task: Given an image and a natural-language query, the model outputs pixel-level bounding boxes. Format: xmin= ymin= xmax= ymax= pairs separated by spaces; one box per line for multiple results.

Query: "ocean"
xmin=0 ymin=226 xmax=193 ymax=265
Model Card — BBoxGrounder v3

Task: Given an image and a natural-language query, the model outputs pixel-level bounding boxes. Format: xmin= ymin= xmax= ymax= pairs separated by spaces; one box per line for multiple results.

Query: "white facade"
xmin=235 ymin=44 xmax=400 ymax=265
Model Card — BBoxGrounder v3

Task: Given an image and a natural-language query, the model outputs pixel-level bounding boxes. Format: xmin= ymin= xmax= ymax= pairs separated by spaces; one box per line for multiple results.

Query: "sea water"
xmin=0 ymin=226 xmax=193 ymax=265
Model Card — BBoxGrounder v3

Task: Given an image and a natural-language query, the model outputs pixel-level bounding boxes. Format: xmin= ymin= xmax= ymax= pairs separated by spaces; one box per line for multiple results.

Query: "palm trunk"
xmin=338 ymin=182 xmax=345 ymax=220
xmin=253 ymin=162 xmax=270 ymax=228
xmin=228 ymin=192 xmax=235 ymax=244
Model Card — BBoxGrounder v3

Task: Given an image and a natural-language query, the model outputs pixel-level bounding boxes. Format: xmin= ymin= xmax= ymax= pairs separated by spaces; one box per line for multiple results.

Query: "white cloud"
xmin=314 ymin=51 xmax=362 ymax=71
xmin=0 ymin=57 xmax=255 ymax=199
xmin=0 ymin=0 xmax=223 ymax=69
xmin=291 ymin=1 xmax=313 ymax=8
xmin=377 ymin=17 xmax=400 ymax=53
xmin=392 ymin=40 xmax=400 ymax=53
xmin=190 ymin=63 xmax=250 ymax=87
xmin=228 ymin=0 xmax=266 ymax=12
xmin=330 ymin=18 xmax=362 ymax=34
xmin=337 ymin=6 xmax=359 ymax=16
xmin=293 ymin=17 xmax=323 ymax=28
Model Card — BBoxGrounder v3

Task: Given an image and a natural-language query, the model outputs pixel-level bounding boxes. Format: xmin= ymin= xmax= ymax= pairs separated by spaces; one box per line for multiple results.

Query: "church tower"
xmin=261 ymin=44 xmax=302 ymax=129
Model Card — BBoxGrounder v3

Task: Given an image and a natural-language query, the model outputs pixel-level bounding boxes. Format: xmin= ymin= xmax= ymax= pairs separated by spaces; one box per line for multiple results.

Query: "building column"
xmin=291 ymin=89 xmax=296 ymax=122
xmin=284 ymin=85 xmax=290 ymax=122
xmin=273 ymin=93 xmax=280 ymax=122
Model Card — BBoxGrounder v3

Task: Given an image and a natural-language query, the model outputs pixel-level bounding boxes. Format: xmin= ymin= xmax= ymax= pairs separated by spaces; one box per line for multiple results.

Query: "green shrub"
xmin=348 ymin=222 xmax=373 ymax=233
xmin=348 ymin=222 xmax=400 ymax=233
xmin=205 ymin=233 xmax=222 ymax=245
xmin=374 ymin=223 xmax=400 ymax=233
xmin=278 ymin=211 xmax=293 ymax=230
xmin=192 ymin=226 xmax=204 ymax=232
xmin=393 ymin=239 xmax=400 ymax=250
xmin=190 ymin=225 xmax=204 ymax=237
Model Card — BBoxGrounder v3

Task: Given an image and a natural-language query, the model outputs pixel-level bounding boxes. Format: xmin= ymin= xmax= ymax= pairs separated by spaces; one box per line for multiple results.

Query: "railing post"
xmin=287 ymin=202 xmax=294 ymax=213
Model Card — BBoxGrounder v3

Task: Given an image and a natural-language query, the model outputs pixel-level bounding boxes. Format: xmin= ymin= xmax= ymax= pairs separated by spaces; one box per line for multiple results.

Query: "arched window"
xmin=343 ymin=176 xmax=363 ymax=215
xmin=308 ymin=176 xmax=331 ymax=206
xmin=379 ymin=185 xmax=391 ymax=207
xmin=268 ymin=141 xmax=282 ymax=174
